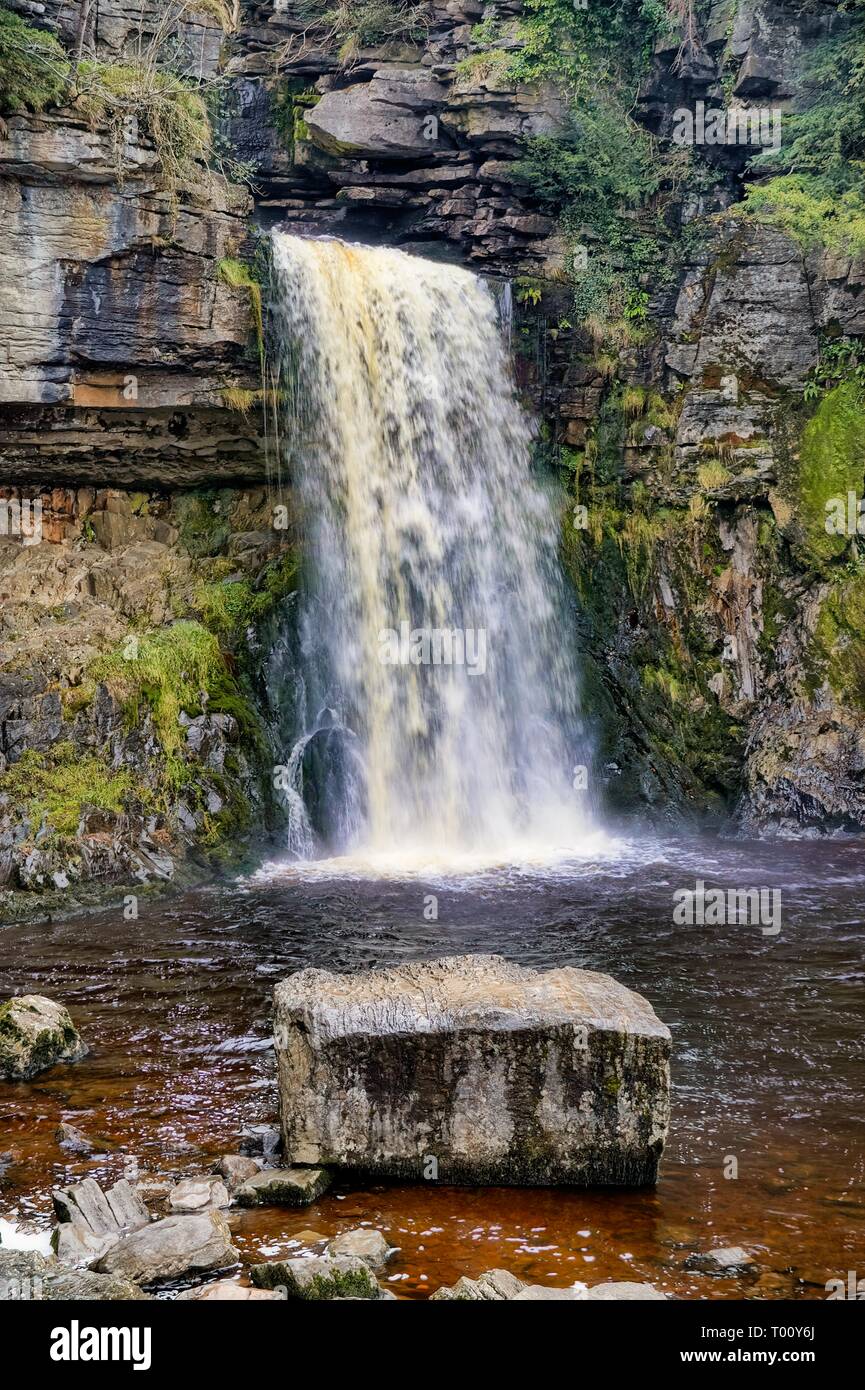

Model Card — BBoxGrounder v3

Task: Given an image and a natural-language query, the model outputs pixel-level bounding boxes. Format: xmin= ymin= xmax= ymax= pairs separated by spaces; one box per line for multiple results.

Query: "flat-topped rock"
xmin=274 ymin=954 xmax=671 ymax=1186
xmin=233 ymin=1167 xmax=331 ymax=1208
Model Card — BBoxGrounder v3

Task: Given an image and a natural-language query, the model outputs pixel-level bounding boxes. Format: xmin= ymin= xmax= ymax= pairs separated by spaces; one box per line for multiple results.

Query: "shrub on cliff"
xmin=74 ymin=61 xmax=211 ymax=198
xmin=0 ymin=6 xmax=69 ymax=113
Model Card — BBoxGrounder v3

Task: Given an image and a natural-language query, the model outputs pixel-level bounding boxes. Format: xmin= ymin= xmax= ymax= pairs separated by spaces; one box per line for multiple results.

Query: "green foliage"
xmin=740 ymin=8 xmax=865 ymax=253
xmin=750 ymin=12 xmax=865 ymax=193
xmin=0 ymin=6 xmax=70 ymax=112
xmin=790 ymin=383 xmax=865 ymax=568
xmin=95 ymin=621 xmax=226 ymax=770
xmin=75 ymin=61 xmax=211 ymax=199
xmin=738 ymin=175 xmax=865 ymax=256
xmin=0 ymin=743 xmax=136 ymax=838
xmin=804 ymin=337 xmax=865 ymax=403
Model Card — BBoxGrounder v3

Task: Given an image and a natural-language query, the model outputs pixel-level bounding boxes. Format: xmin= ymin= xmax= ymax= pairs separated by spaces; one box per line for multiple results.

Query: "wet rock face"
xmin=0 ymin=994 xmax=87 ymax=1080
xmin=274 ymin=954 xmax=671 ymax=1187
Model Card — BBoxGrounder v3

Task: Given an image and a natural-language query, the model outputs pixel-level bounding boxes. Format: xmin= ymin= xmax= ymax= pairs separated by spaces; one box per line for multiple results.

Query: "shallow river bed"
xmin=1 ymin=834 xmax=862 ymax=1299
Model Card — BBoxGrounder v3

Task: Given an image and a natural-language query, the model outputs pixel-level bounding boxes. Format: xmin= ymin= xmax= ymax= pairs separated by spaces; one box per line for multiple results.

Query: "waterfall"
xmin=270 ymin=233 xmax=598 ymax=869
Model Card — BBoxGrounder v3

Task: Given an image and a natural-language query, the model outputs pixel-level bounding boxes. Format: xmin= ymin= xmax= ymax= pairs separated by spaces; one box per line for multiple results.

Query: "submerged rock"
xmin=583 ymin=1281 xmax=668 ymax=1300
xmin=0 ymin=1249 xmax=150 ymax=1301
xmin=55 ymin=1122 xmax=99 ymax=1154
xmin=94 ymin=1211 xmax=238 ymax=1285
xmin=233 ymin=1167 xmax=331 ymax=1208
xmin=0 ymin=995 xmax=87 ymax=1080
xmin=685 ymin=1246 xmax=755 ymax=1275
xmin=326 ymin=1228 xmax=392 ymax=1270
xmin=250 ymin=1255 xmax=381 ymax=1301
xmin=274 ymin=954 xmax=671 ymax=1186
xmin=237 ymin=1123 xmax=282 ymax=1160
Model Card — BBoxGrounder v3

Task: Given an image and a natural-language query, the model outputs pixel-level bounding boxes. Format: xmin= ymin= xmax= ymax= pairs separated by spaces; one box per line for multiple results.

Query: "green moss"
xmin=0 ymin=7 xmax=70 ymax=112
xmin=810 ymin=573 xmax=865 ymax=711
xmin=94 ymin=621 xmax=226 ymax=774
xmin=196 ymin=550 xmax=299 ymax=638
xmin=217 ymin=256 xmax=263 ymax=352
xmin=0 ymin=743 xmax=137 ymax=839
xmin=787 ymin=383 xmax=865 ymax=568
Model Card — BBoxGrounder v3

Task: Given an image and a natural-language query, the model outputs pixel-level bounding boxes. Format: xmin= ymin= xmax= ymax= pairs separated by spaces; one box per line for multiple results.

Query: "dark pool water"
xmin=1 ymin=833 xmax=862 ymax=1299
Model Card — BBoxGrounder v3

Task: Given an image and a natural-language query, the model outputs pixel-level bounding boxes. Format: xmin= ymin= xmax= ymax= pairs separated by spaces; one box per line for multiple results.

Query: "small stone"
xmin=250 ymin=1255 xmax=380 ymax=1300
xmin=212 ymin=1154 xmax=260 ymax=1191
xmin=326 ymin=1228 xmax=392 ymax=1270
xmin=168 ymin=1176 xmax=230 ymax=1213
xmin=293 ymin=1229 xmax=328 ymax=1245
xmin=0 ymin=995 xmax=87 ymax=1081
xmin=685 ymin=1246 xmax=755 ymax=1275
xmin=234 ymin=1167 xmax=331 ymax=1208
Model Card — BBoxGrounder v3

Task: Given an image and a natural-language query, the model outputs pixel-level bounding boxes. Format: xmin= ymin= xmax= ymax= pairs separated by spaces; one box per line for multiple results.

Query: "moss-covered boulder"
xmin=0 ymin=995 xmax=87 ymax=1081
xmin=250 ymin=1255 xmax=381 ymax=1300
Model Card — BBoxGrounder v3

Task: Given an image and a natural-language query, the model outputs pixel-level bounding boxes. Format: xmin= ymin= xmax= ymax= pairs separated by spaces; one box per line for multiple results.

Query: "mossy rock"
xmin=250 ymin=1255 xmax=380 ymax=1300
xmin=780 ymin=383 xmax=865 ymax=568
xmin=0 ymin=995 xmax=87 ymax=1081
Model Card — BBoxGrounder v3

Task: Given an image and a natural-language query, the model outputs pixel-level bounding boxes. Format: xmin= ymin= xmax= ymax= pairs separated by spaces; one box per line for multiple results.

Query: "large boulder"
xmin=305 ymin=70 xmax=449 ymax=159
xmin=273 ymin=954 xmax=671 ymax=1186
xmin=93 ymin=1211 xmax=238 ymax=1285
xmin=0 ymin=995 xmax=87 ymax=1080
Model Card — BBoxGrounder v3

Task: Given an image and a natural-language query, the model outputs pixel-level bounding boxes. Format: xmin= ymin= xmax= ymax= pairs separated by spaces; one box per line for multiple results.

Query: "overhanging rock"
xmin=273 ymin=953 xmax=671 ymax=1186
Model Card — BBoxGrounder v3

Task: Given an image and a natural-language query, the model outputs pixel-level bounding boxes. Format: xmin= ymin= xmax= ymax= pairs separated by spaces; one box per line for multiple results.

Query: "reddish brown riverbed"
xmin=1 ymin=835 xmax=862 ymax=1298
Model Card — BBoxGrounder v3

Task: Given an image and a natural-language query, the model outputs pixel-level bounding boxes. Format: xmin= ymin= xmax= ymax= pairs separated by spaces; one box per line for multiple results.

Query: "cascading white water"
xmin=270 ymin=233 xmax=599 ymax=870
